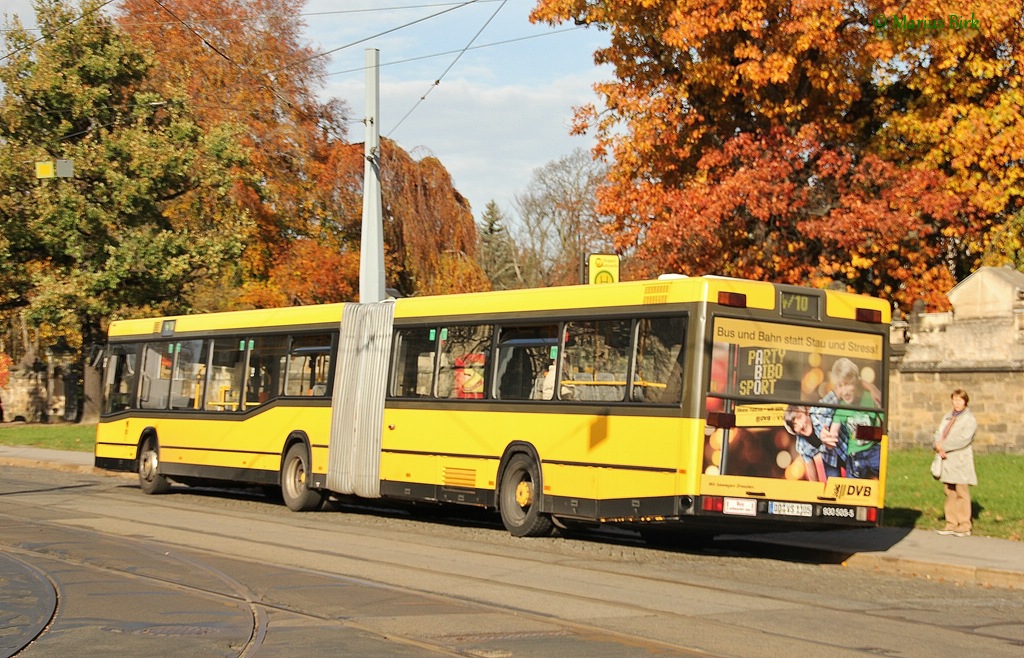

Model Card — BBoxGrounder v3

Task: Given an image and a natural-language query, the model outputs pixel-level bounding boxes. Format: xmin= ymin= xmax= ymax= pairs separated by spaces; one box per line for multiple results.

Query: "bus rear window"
xmin=705 ymin=317 xmax=885 ymax=481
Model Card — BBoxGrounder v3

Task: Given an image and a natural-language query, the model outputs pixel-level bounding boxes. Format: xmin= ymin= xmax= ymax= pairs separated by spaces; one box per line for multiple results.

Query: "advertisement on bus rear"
xmin=704 ymin=317 xmax=885 ymax=483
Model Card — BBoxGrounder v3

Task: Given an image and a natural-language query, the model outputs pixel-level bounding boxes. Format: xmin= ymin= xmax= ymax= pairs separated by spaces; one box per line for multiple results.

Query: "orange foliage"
xmin=638 ymin=125 xmax=960 ymax=309
xmin=118 ymin=1 xmax=484 ymax=302
xmin=117 ymin=0 xmax=353 ymax=278
xmin=240 ymin=239 xmax=358 ymax=308
xmin=532 ymin=0 xmax=1024 ymax=310
xmin=418 ymin=251 xmax=493 ymax=296
xmin=0 ymin=352 xmax=12 ymax=389
xmin=378 ymin=142 xmax=488 ymax=295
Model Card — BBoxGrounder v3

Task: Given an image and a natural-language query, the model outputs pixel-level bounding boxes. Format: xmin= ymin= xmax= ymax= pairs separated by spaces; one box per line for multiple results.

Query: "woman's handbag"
xmin=930 ymin=454 xmax=943 ymax=479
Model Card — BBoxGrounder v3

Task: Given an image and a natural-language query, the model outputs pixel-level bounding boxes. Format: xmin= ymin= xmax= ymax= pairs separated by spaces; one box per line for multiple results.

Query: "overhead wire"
xmin=4 ymin=0 xmax=591 ymax=147
xmin=387 ymin=0 xmax=509 ymax=138
xmin=324 ymin=27 xmax=583 ymax=78
xmin=268 ymin=0 xmax=484 ymax=75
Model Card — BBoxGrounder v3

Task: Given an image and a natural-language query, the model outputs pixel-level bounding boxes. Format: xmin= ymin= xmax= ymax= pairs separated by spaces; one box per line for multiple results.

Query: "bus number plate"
xmin=768 ymin=501 xmax=812 ymax=517
xmin=723 ymin=498 xmax=757 ymax=516
xmin=820 ymin=506 xmax=856 ymax=519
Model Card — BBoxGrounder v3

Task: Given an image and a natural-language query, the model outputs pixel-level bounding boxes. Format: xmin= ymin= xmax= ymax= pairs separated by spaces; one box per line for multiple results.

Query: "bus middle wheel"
xmin=281 ymin=443 xmax=324 ymax=512
xmin=499 ymin=453 xmax=554 ymax=537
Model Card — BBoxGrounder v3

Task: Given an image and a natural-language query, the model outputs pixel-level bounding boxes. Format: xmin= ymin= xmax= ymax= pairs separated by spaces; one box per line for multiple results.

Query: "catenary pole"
xmin=359 ymin=48 xmax=385 ymax=303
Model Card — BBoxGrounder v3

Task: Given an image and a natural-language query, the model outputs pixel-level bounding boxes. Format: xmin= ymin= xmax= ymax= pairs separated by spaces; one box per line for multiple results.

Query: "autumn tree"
xmin=379 ymin=142 xmax=489 ymax=296
xmin=512 ymin=148 xmax=611 ymax=287
xmin=118 ymin=0 xmax=487 ymax=303
xmin=116 ymin=0 xmax=358 ymax=297
xmin=0 ymin=0 xmax=250 ymax=420
xmin=531 ymin=0 xmax=1023 ymax=310
xmin=982 ymin=210 xmax=1024 ymax=270
xmin=873 ymin=2 xmax=1024 ymax=282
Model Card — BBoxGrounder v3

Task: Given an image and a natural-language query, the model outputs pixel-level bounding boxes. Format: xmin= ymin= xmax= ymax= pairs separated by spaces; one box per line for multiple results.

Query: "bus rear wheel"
xmin=281 ymin=444 xmax=323 ymax=512
xmin=138 ymin=440 xmax=171 ymax=495
xmin=499 ymin=453 xmax=553 ymax=537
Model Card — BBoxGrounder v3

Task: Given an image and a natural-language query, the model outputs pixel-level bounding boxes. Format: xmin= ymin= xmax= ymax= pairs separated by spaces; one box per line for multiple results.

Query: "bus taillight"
xmin=855 ymin=307 xmax=883 ymax=323
xmin=718 ymin=291 xmax=747 ymax=308
xmin=857 ymin=507 xmax=878 ymax=523
xmin=855 ymin=425 xmax=883 ymax=442
xmin=701 ymin=496 xmax=724 ymax=513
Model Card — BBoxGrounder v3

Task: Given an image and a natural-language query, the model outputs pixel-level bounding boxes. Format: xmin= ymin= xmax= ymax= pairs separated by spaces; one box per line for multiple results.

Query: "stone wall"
xmin=888 ymin=367 xmax=1023 ymax=453
xmin=0 ymin=371 xmax=49 ymax=423
xmin=0 ymin=367 xmax=75 ymax=424
xmin=886 ymin=267 xmax=1024 ymax=453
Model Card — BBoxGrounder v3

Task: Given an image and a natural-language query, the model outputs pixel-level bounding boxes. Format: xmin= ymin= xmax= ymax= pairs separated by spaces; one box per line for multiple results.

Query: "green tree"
xmin=0 ymin=0 xmax=250 ymax=421
xmin=476 ymin=200 xmax=522 ymax=290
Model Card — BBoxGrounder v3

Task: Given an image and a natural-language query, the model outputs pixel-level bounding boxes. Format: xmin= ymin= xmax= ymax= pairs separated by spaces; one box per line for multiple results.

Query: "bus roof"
xmin=105 ymin=277 xmax=890 ymax=339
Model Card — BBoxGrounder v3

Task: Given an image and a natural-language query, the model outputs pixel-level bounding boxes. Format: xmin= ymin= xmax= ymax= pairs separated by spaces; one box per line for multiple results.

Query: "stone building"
xmin=889 ymin=265 xmax=1024 ymax=453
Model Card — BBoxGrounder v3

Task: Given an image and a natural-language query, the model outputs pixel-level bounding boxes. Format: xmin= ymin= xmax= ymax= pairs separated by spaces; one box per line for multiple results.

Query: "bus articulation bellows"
xmin=95 ymin=276 xmax=890 ymax=537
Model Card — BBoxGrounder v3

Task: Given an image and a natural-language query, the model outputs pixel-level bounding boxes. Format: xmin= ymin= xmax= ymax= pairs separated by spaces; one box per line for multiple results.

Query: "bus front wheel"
xmin=499 ymin=453 xmax=554 ymax=537
xmin=138 ymin=440 xmax=171 ymax=495
xmin=281 ymin=444 xmax=323 ymax=512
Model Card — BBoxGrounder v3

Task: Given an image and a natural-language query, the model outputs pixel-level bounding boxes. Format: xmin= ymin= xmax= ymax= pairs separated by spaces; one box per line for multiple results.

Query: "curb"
xmin=0 ymin=455 xmax=127 ymax=477
xmin=844 ymin=552 xmax=1024 ymax=590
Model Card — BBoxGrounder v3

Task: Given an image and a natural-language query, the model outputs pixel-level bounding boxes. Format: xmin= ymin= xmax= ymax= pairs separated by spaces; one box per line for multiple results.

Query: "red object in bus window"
xmin=455 ymin=354 xmax=485 ymax=398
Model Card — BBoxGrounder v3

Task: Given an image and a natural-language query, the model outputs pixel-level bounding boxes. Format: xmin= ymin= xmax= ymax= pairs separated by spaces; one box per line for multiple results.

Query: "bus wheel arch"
xmin=280 ymin=433 xmax=324 ymax=512
xmin=137 ymin=429 xmax=171 ymax=495
xmin=496 ymin=443 xmax=554 ymax=538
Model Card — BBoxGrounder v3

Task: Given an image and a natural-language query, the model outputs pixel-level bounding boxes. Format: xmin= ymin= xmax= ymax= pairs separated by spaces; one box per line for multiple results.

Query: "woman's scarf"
xmin=940 ymin=408 xmax=963 ymax=442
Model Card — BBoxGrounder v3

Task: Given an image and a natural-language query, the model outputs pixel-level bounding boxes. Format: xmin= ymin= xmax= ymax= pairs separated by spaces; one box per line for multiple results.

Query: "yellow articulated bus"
xmin=95 ymin=276 xmax=890 ymax=537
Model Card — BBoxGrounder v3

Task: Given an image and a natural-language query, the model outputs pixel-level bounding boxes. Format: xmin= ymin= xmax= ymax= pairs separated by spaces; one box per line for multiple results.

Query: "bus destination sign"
xmin=780 ymin=291 xmax=819 ymax=320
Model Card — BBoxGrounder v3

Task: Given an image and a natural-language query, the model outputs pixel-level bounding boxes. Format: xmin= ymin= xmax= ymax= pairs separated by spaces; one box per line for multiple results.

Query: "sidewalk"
xmin=0 ymin=444 xmax=100 ymax=474
xmin=1 ymin=445 xmax=1020 ymax=590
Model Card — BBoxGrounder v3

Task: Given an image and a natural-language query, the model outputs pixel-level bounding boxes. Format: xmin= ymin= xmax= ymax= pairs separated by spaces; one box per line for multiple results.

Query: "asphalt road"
xmin=2 ymin=464 xmax=1023 ymax=658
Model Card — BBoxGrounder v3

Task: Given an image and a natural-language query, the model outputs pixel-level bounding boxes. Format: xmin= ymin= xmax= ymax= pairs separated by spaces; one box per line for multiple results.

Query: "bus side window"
xmin=284 ymin=334 xmax=332 ymax=397
xmin=139 ymin=341 xmax=174 ymax=410
xmin=438 ymin=324 xmax=491 ymax=400
xmin=633 ymin=316 xmax=687 ymax=404
xmin=494 ymin=325 xmax=558 ymax=401
xmin=391 ymin=328 xmax=437 ymax=397
xmin=310 ymin=353 xmax=331 ymax=396
xmin=564 ymin=319 xmax=631 ymax=402
xmin=246 ymin=336 xmax=287 ymax=408
xmin=170 ymin=339 xmax=207 ymax=411
xmin=206 ymin=338 xmax=247 ymax=411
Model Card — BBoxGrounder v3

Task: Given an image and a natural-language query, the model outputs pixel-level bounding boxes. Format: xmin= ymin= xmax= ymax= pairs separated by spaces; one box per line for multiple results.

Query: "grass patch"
xmin=884 ymin=448 xmax=1023 ymax=541
xmin=0 ymin=422 xmax=96 ymax=452
xmin=0 ymin=424 xmax=1019 ymax=540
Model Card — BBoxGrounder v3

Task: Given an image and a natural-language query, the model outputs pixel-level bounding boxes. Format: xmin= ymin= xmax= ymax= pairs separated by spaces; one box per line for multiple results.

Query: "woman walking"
xmin=933 ymin=388 xmax=978 ymax=537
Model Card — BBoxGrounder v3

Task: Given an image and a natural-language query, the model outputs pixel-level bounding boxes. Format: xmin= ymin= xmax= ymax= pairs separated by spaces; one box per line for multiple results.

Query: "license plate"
xmin=723 ymin=498 xmax=757 ymax=516
xmin=820 ymin=506 xmax=856 ymax=519
xmin=769 ymin=501 xmax=812 ymax=517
